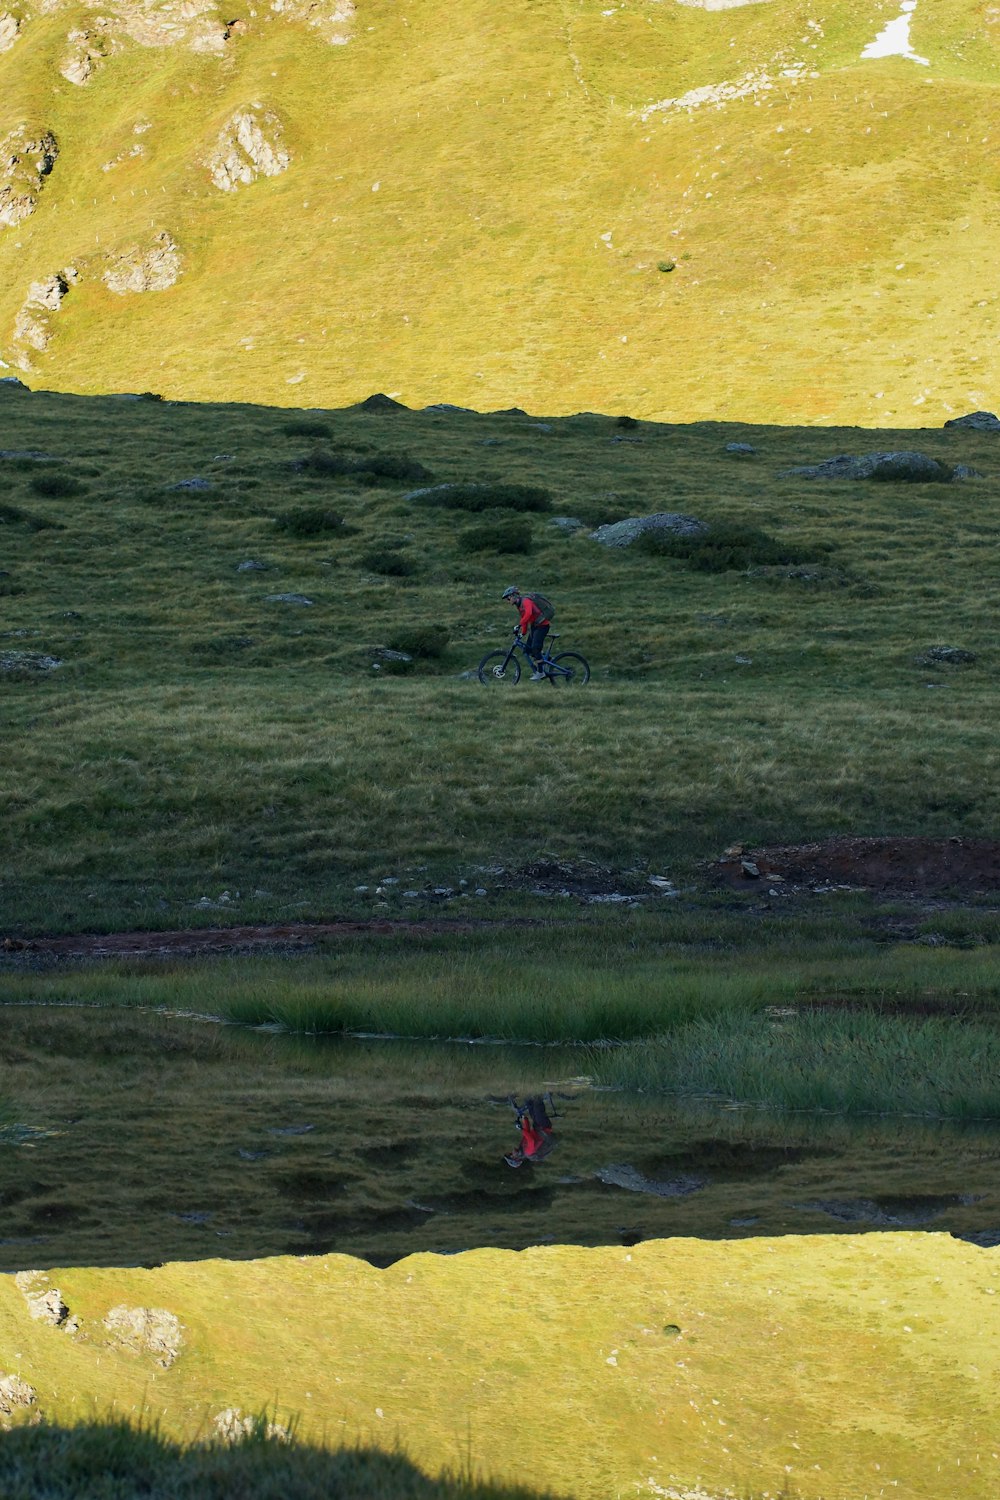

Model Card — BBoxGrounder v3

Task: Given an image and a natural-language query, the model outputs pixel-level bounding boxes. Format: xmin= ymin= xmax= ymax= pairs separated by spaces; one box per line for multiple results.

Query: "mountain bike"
xmin=478 ymin=631 xmax=591 ymax=687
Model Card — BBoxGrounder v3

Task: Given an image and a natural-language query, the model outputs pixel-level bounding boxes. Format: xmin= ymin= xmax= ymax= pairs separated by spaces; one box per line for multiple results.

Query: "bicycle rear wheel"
xmin=549 ymin=652 xmax=590 ymax=686
xmin=478 ymin=651 xmax=521 ymax=686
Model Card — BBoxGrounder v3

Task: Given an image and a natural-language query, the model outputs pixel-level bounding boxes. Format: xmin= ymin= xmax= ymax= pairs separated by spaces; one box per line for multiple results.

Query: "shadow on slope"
xmin=0 ymin=1420 xmax=561 ymax=1500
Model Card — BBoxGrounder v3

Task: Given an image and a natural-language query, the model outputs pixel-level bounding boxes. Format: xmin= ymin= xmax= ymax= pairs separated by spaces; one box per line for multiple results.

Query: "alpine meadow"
xmin=1 ymin=2 xmax=999 ymax=1499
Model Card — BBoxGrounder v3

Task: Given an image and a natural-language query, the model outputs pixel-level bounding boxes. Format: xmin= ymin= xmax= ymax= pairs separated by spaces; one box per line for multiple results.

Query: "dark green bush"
xmin=638 ymin=521 xmax=826 ymax=574
xmin=296 ymin=449 xmax=434 ymax=485
xmin=458 ymin=519 xmax=533 ymax=554
xmin=413 ymin=482 xmax=551 ymax=513
xmin=274 ymin=506 xmax=346 ymax=537
xmin=0 ymin=501 xmax=61 ymax=531
xmin=362 ymin=548 xmax=418 ymax=577
xmin=29 ymin=472 xmax=85 ymax=499
xmin=387 ymin=625 xmax=447 ymax=659
xmin=281 ymin=420 xmax=333 ymax=440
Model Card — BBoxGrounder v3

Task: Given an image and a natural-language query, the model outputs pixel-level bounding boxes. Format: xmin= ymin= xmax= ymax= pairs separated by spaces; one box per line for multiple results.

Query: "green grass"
xmin=2 ymin=0 xmax=1000 ymax=424
xmin=0 ymin=389 xmax=996 ymax=930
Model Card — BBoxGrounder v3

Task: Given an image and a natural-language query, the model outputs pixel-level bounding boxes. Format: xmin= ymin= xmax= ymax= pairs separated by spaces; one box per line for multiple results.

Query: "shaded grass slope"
xmin=0 ymin=388 xmax=996 ymax=931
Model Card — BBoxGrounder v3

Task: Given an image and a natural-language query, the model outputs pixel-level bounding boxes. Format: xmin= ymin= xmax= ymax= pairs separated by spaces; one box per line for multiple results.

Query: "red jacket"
xmin=518 ymin=595 xmax=550 ymax=633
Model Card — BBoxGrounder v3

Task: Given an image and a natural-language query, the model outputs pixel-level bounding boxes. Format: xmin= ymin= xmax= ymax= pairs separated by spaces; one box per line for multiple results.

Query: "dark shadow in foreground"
xmin=0 ymin=1419 xmax=564 ymax=1500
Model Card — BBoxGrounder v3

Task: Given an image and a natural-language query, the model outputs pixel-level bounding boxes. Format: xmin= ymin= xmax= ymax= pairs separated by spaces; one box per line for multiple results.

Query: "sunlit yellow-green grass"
xmin=2 ymin=0 xmax=1000 ymax=422
xmin=2 ymin=1232 xmax=998 ymax=1500
xmin=1 ymin=388 xmax=996 ymax=931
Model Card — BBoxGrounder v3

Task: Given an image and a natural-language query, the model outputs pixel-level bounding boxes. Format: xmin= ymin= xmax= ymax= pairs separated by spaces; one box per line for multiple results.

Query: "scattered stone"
xmin=590 ymin=513 xmax=706 ymax=548
xmin=264 ymin=592 xmax=313 ymax=605
xmin=951 ymin=464 xmax=984 ymax=480
xmin=423 ymin=402 xmax=476 ymax=414
xmin=647 ymin=875 xmax=678 ymax=895
xmin=725 ymin=441 xmax=755 ymax=454
xmin=15 ymin=1271 xmax=70 ymax=1326
xmin=609 ymin=433 xmax=642 ymax=444
xmin=916 ymin=645 xmax=977 ymax=667
xmin=781 ymin=451 xmax=953 ymax=482
xmin=268 ymin=1123 xmax=314 ymax=1136
xmin=267 ymin=0 xmax=355 ymax=45
xmin=0 ymin=128 xmax=58 ymax=230
xmin=213 ymin=1408 xmax=290 ymax=1443
xmin=102 ymin=231 xmax=181 ymax=294
xmin=170 ymin=476 xmax=212 ymax=491
xmin=236 ymin=559 xmax=270 ymax=571
xmin=549 ymin=517 xmax=585 ymax=534
xmin=0 ymin=448 xmax=58 ymax=460
xmin=60 ymin=23 xmax=118 ymax=85
xmin=0 ymin=1374 xmax=36 ymax=1428
xmin=944 ymin=410 xmax=1000 ymax=430
xmin=103 ymin=1305 xmax=184 ymax=1367
xmin=0 ymin=651 xmax=62 ymax=675
xmin=207 ymin=105 xmax=290 ymax=192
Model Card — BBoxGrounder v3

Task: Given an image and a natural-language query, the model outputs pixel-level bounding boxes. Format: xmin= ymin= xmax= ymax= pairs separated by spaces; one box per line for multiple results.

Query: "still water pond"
xmin=1 ymin=1006 xmax=997 ymax=1269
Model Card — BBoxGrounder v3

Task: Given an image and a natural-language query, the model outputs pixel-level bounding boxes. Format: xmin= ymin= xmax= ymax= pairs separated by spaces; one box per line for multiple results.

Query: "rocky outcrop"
xmin=590 ymin=513 xmax=707 ymax=548
xmin=102 ymin=231 xmax=181 ymax=294
xmin=60 ymin=22 xmax=119 ymax=85
xmin=0 ymin=1375 xmax=36 ymax=1429
xmin=207 ymin=106 xmax=290 ymax=192
xmin=104 ymin=0 xmax=228 ymax=54
xmin=944 ymin=410 xmax=1000 ymax=430
xmin=0 ymin=128 xmax=58 ymax=230
xmin=11 ymin=269 xmax=78 ymax=371
xmin=0 ymin=11 xmax=19 ymax=51
xmin=14 ymin=1271 xmax=72 ymax=1327
xmin=781 ymin=452 xmax=953 ymax=482
xmin=269 ymin=0 xmax=355 ymax=45
xmin=103 ymin=1305 xmax=184 ymax=1367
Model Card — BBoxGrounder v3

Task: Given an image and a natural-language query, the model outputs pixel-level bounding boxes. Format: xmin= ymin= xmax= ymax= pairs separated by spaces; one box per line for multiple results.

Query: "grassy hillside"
xmin=1 ymin=0 xmax=1000 ymax=421
xmin=1 ymin=386 xmax=996 ymax=930
xmin=1 ymin=1235 xmax=998 ymax=1500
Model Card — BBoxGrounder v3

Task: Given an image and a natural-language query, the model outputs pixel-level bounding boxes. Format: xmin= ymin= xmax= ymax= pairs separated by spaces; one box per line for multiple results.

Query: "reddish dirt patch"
xmin=714 ymin=836 xmax=1000 ymax=897
xmin=0 ymin=918 xmax=490 ymax=962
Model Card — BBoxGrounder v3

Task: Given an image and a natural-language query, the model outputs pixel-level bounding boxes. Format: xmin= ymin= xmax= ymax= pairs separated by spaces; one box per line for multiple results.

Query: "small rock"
xmin=725 ymin=442 xmax=755 ymax=454
xmin=236 ymin=559 xmax=270 ymax=572
xmin=0 ymin=1374 xmax=36 ymax=1427
xmin=15 ymin=1272 xmax=69 ymax=1326
xmin=171 ymin=477 xmax=212 ymax=491
xmin=916 ymin=645 xmax=977 ymax=667
xmin=591 ymin=513 xmax=706 ymax=548
xmin=740 ymin=859 xmax=760 ymax=878
xmin=103 ymin=1306 xmax=184 ymax=1367
xmin=550 ymin=516 xmax=586 ymax=533
xmin=781 ymin=451 xmax=953 ymax=483
xmin=952 ymin=464 xmax=984 ymax=480
xmin=265 ymin=593 xmax=314 ymax=605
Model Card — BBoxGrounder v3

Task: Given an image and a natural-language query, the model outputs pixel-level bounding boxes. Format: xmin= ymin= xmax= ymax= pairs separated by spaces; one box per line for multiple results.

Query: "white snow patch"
xmin=861 ymin=0 xmax=929 ymax=65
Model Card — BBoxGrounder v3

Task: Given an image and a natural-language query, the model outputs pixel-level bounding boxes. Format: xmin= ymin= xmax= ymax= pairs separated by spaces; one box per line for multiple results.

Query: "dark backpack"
xmin=525 ymin=591 xmax=555 ymax=621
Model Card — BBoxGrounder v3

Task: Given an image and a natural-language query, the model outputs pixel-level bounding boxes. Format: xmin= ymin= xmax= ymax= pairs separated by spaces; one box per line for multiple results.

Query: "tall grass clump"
xmin=594 ymin=1009 xmax=1000 ymax=1120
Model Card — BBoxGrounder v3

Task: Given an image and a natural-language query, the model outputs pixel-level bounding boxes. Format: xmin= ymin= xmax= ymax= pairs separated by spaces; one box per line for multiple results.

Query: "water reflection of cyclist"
xmin=501 ymin=587 xmax=553 ymax=682
xmin=505 ymin=1094 xmax=557 ymax=1167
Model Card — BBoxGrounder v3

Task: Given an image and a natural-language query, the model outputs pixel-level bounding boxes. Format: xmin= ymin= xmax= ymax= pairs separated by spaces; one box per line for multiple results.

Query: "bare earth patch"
xmin=714 ymin=835 xmax=1000 ymax=897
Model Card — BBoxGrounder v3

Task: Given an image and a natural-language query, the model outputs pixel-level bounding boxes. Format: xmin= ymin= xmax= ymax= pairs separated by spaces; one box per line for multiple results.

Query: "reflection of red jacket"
xmin=520 ymin=1121 xmax=555 ymax=1158
xmin=518 ymin=596 xmax=549 ymax=633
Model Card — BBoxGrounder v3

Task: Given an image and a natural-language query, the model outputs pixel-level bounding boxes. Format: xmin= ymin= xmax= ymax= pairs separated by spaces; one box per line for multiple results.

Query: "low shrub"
xmin=281 ymin=420 xmax=333 ymax=440
xmin=458 ymin=519 xmax=533 ymax=554
xmin=0 ymin=501 xmax=61 ymax=531
xmin=361 ymin=548 xmax=418 ymax=577
xmin=296 ymin=449 xmax=434 ymax=485
xmin=411 ymin=482 xmax=552 ymax=513
xmin=28 ymin=472 xmax=85 ymax=499
xmin=638 ymin=521 xmax=828 ymax=573
xmin=386 ymin=625 xmax=447 ymax=659
xmin=273 ymin=506 xmax=346 ymax=537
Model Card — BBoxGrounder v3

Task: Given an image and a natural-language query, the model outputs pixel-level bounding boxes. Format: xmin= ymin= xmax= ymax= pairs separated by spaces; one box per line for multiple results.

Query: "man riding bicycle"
xmin=501 ymin=586 xmax=554 ymax=681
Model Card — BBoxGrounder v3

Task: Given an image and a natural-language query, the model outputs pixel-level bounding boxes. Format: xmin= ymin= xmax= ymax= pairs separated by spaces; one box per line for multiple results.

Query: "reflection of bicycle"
xmin=478 ymin=631 xmax=591 ymax=688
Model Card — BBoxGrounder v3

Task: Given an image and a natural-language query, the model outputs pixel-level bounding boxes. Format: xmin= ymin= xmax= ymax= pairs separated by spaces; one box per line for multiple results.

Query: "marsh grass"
xmin=597 ymin=1008 xmax=1000 ymax=1119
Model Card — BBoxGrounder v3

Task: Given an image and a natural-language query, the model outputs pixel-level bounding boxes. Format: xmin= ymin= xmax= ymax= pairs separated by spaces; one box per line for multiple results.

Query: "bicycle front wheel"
xmin=549 ymin=652 xmax=590 ymax=686
xmin=478 ymin=651 xmax=521 ymax=686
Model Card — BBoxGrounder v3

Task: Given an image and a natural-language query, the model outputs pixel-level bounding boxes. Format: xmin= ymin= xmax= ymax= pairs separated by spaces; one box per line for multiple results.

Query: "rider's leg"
xmin=526 ymin=624 xmax=548 ymax=679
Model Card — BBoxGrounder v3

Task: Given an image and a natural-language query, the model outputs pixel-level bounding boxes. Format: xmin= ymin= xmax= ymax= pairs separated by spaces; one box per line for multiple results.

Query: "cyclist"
xmin=501 ymin=586 xmax=553 ymax=681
